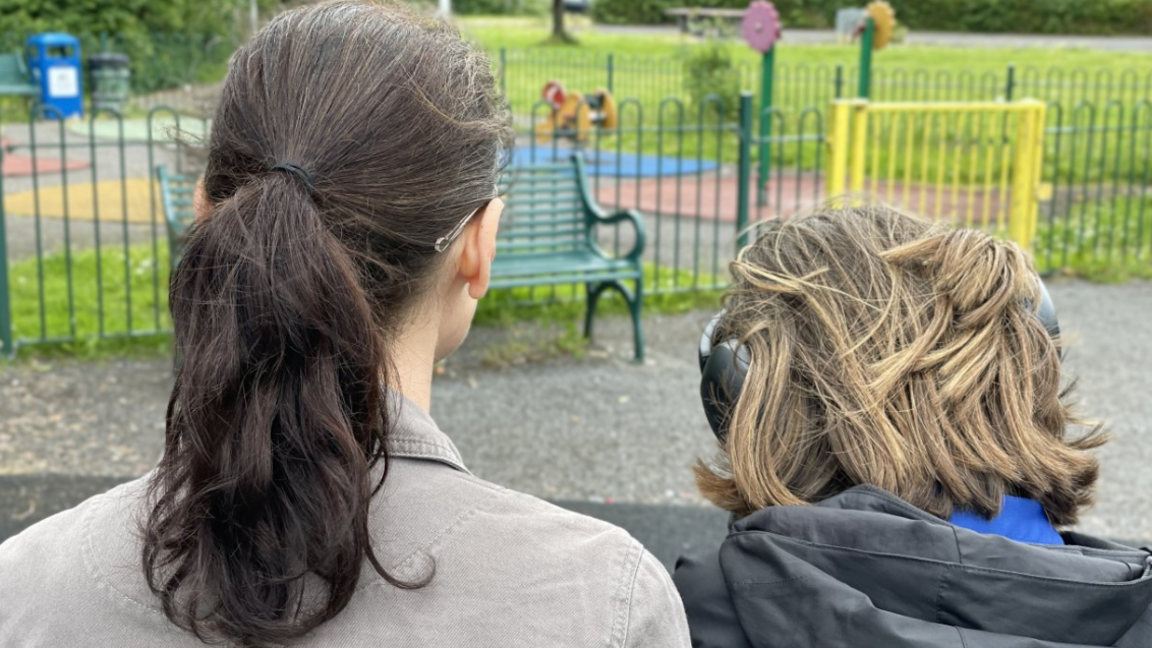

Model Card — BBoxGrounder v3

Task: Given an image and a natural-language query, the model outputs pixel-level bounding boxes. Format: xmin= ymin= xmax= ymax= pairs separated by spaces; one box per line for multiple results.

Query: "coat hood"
xmin=676 ymin=485 xmax=1152 ymax=648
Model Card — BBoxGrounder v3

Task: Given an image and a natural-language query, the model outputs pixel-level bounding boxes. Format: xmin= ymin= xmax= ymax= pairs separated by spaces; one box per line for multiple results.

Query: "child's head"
xmin=697 ymin=206 xmax=1104 ymax=524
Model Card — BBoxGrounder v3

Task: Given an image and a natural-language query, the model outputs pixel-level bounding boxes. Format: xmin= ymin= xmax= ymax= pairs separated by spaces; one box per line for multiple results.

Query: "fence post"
xmin=1005 ymin=63 xmax=1016 ymax=101
xmin=499 ymin=47 xmax=507 ymax=98
xmin=758 ymin=46 xmax=775 ymax=205
xmin=736 ymin=92 xmax=753 ymax=251
xmin=0 ymin=146 xmax=12 ymax=358
xmin=827 ymin=100 xmax=851 ymax=202
xmin=834 ymin=63 xmax=844 ymax=99
xmin=849 ymin=100 xmax=869 ymax=196
xmin=858 ymin=18 xmax=874 ymax=98
xmin=606 ymin=53 xmax=614 ymax=93
xmin=1009 ymin=101 xmax=1046 ymax=251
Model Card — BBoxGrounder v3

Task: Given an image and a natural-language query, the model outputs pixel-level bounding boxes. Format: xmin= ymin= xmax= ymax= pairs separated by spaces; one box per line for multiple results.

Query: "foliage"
xmin=682 ymin=38 xmax=740 ymax=122
xmin=589 ymin=0 xmax=1152 ymax=35
xmin=0 ymin=0 xmax=278 ymax=93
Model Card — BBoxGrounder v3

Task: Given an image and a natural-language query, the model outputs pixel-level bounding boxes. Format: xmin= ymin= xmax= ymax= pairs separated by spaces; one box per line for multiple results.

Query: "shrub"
xmin=683 ymin=38 xmax=741 ymax=122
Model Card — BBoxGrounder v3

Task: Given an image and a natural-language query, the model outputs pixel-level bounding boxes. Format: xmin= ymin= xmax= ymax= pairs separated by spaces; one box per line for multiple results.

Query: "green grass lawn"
xmin=1037 ymin=195 xmax=1152 ymax=281
xmin=460 ymin=16 xmax=1152 ymax=185
xmin=9 ymin=243 xmax=171 ymax=352
xmin=461 ymin=16 xmax=1152 ymax=115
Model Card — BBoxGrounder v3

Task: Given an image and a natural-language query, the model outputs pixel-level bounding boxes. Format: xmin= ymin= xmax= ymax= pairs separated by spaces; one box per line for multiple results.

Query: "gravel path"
xmin=1 ymin=279 xmax=1149 ymax=542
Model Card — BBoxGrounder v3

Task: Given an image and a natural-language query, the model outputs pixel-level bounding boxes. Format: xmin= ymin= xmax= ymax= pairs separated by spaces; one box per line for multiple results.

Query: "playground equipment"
xmin=857 ymin=1 xmax=897 ymax=97
xmin=742 ymin=0 xmax=782 ymax=200
xmin=533 ymin=81 xmax=618 ymax=143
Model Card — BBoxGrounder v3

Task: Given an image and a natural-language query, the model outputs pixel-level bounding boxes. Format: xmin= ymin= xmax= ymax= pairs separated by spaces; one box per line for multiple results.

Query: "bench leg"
xmin=583 ymin=279 xmax=645 ymax=363
xmin=629 ymin=277 xmax=645 ymax=363
xmin=584 ymin=281 xmax=607 ymax=339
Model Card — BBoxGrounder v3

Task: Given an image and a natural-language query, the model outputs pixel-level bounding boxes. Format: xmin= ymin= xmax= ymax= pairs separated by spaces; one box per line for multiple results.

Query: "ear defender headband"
xmin=698 ymin=279 xmax=1061 ymax=442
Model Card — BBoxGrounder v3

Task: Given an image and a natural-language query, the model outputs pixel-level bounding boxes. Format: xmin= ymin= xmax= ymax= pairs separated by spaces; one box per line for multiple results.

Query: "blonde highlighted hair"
xmin=696 ymin=206 xmax=1104 ymax=525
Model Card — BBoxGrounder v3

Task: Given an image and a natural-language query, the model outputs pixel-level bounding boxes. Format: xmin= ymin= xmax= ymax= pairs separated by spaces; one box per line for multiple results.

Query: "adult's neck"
xmin=390 ymin=314 xmax=441 ymax=414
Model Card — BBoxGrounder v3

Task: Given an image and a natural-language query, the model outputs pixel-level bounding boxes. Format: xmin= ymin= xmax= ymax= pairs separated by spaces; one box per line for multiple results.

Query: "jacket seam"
xmin=608 ymin=539 xmax=644 ymax=648
xmin=950 ymin=523 xmax=964 ymax=566
xmin=370 ymin=484 xmax=505 ymax=582
xmin=82 ymin=485 xmax=170 ymax=617
xmin=726 ymin=531 xmax=1152 ymax=589
xmin=955 ymin=626 xmax=970 ymax=648
xmin=934 ymin=564 xmax=949 ymax=624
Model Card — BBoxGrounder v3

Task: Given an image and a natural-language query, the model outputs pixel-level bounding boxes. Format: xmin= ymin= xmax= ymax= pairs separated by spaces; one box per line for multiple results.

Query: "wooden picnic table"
xmin=665 ymin=8 xmax=745 ymax=36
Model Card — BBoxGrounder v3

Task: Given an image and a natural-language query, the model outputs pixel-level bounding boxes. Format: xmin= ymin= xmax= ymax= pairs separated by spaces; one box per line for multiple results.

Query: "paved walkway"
xmin=1 ymin=279 xmax=1150 ymax=555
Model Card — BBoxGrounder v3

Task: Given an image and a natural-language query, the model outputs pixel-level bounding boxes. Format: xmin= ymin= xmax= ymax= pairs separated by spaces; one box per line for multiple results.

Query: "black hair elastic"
xmin=269 ymin=162 xmax=316 ymax=196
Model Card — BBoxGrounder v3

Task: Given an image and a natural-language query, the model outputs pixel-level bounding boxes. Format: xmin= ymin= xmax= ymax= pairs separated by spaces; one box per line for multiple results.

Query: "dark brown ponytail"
xmin=142 ymin=2 xmax=511 ymax=645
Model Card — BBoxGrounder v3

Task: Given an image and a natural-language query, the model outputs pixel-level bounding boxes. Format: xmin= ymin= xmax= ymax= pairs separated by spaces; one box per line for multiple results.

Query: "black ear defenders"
xmin=699 ymin=280 xmax=1061 ymax=442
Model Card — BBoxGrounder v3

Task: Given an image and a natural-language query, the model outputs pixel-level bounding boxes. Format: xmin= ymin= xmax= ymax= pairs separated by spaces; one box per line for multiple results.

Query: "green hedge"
xmin=0 ymin=0 xmax=281 ymax=93
xmin=591 ymin=0 xmax=1152 ymax=35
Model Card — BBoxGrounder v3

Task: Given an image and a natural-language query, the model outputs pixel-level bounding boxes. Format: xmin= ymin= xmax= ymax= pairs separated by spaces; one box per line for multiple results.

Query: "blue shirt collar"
xmin=949 ymin=495 xmax=1064 ymax=545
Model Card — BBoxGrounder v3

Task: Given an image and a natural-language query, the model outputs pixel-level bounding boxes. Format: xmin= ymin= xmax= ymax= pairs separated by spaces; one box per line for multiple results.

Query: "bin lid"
xmin=27 ymin=33 xmax=81 ymax=48
xmin=89 ymin=53 xmax=129 ymax=66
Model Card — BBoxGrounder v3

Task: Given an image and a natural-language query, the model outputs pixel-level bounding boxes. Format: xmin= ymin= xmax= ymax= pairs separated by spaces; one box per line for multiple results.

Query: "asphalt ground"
xmin=1 ymin=279 xmax=1150 ymax=566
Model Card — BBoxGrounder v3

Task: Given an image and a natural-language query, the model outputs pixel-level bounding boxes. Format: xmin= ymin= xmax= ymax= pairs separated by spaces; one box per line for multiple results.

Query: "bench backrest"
xmin=156 ymin=158 xmax=597 ymax=261
xmin=498 ymin=157 xmax=591 ymax=256
xmin=0 ymin=54 xmax=30 ymax=85
xmin=156 ymin=165 xmax=196 ymax=261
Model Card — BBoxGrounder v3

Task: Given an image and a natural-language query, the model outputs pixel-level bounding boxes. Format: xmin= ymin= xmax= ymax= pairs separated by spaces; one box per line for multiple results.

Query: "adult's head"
xmin=696 ymin=206 xmax=1104 ymax=525
xmin=143 ymin=1 xmax=511 ymax=644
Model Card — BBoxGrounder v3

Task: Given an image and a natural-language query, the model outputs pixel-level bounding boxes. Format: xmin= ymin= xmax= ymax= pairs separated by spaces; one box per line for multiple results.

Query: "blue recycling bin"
xmin=26 ymin=33 xmax=83 ymax=119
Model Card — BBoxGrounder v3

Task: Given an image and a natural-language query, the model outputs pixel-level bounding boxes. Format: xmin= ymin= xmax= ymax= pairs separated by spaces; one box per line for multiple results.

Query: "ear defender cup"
xmin=699 ymin=309 xmax=751 ymax=443
xmin=699 ymin=279 xmax=1060 ymax=443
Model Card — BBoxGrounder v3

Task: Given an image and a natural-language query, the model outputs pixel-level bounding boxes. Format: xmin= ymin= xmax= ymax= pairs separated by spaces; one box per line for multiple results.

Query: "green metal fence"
xmin=0 ymin=106 xmax=198 ymax=356
xmin=2 ymin=88 xmax=1149 ymax=355
xmin=498 ymin=46 xmax=1152 ymax=115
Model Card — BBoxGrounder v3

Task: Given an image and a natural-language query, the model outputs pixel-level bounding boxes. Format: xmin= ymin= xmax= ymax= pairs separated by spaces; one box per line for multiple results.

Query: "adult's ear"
xmin=458 ymin=198 xmax=503 ymax=300
xmin=193 ymin=178 xmax=211 ymax=223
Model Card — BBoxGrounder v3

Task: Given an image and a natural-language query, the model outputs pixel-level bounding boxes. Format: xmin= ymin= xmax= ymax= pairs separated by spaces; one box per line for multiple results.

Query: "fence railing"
xmin=498 ymin=46 xmax=1152 ymax=117
xmin=2 ymin=91 xmax=1149 ymax=355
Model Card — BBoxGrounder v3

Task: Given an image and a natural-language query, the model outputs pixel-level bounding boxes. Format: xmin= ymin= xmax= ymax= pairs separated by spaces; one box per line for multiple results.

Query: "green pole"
xmin=736 ymin=92 xmax=754 ymax=251
xmin=607 ymin=52 xmax=615 ymax=93
xmin=858 ymin=17 xmax=874 ymax=99
xmin=499 ymin=46 xmax=507 ymax=98
xmin=0 ymin=145 xmax=13 ymax=358
xmin=757 ymin=46 xmax=775 ymax=204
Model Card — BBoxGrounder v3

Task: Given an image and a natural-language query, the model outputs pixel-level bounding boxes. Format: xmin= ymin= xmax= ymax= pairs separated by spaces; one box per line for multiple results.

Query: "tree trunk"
xmin=546 ymin=0 xmax=577 ymax=44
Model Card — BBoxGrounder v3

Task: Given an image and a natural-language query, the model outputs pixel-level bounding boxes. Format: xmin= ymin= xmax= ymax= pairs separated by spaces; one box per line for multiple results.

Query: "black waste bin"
xmin=88 ymin=52 xmax=130 ymax=113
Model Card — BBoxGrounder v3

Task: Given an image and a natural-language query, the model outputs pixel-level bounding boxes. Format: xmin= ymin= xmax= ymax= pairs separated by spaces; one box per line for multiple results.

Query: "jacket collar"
xmin=386 ymin=391 xmax=471 ymax=475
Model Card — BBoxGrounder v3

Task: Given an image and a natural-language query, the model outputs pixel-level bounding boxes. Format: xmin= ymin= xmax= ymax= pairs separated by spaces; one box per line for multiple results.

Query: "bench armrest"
xmin=586 ymin=205 xmax=647 ymax=262
xmin=570 ymin=155 xmax=647 ymax=263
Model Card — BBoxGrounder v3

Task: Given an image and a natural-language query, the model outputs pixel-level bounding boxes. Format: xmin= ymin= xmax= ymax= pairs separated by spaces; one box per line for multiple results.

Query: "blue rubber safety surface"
xmin=511 ymin=146 xmax=718 ymax=178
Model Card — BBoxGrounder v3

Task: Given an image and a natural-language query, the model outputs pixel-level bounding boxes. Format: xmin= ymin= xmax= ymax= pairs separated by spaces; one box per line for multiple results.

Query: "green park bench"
xmin=0 ymin=53 xmax=38 ymax=99
xmin=157 ymin=155 xmax=647 ymax=361
xmin=156 ymin=165 xmax=196 ymax=268
xmin=494 ymin=156 xmax=646 ymax=361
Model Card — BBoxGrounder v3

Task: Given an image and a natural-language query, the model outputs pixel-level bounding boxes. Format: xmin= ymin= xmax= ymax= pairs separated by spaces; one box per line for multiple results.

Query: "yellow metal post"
xmin=1029 ymin=101 xmax=1047 ymax=246
xmin=849 ymin=101 xmax=869 ymax=197
xmin=827 ymin=100 xmax=852 ymax=203
xmin=1009 ymin=100 xmax=1045 ymax=251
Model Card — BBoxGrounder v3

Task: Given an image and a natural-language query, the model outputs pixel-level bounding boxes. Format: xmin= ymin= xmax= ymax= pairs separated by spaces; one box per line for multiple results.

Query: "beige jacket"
xmin=0 ymin=396 xmax=690 ymax=647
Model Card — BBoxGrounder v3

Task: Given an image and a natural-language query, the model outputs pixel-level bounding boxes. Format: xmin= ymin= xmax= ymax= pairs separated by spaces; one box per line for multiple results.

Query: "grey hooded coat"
xmin=674 ymin=486 xmax=1152 ymax=647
